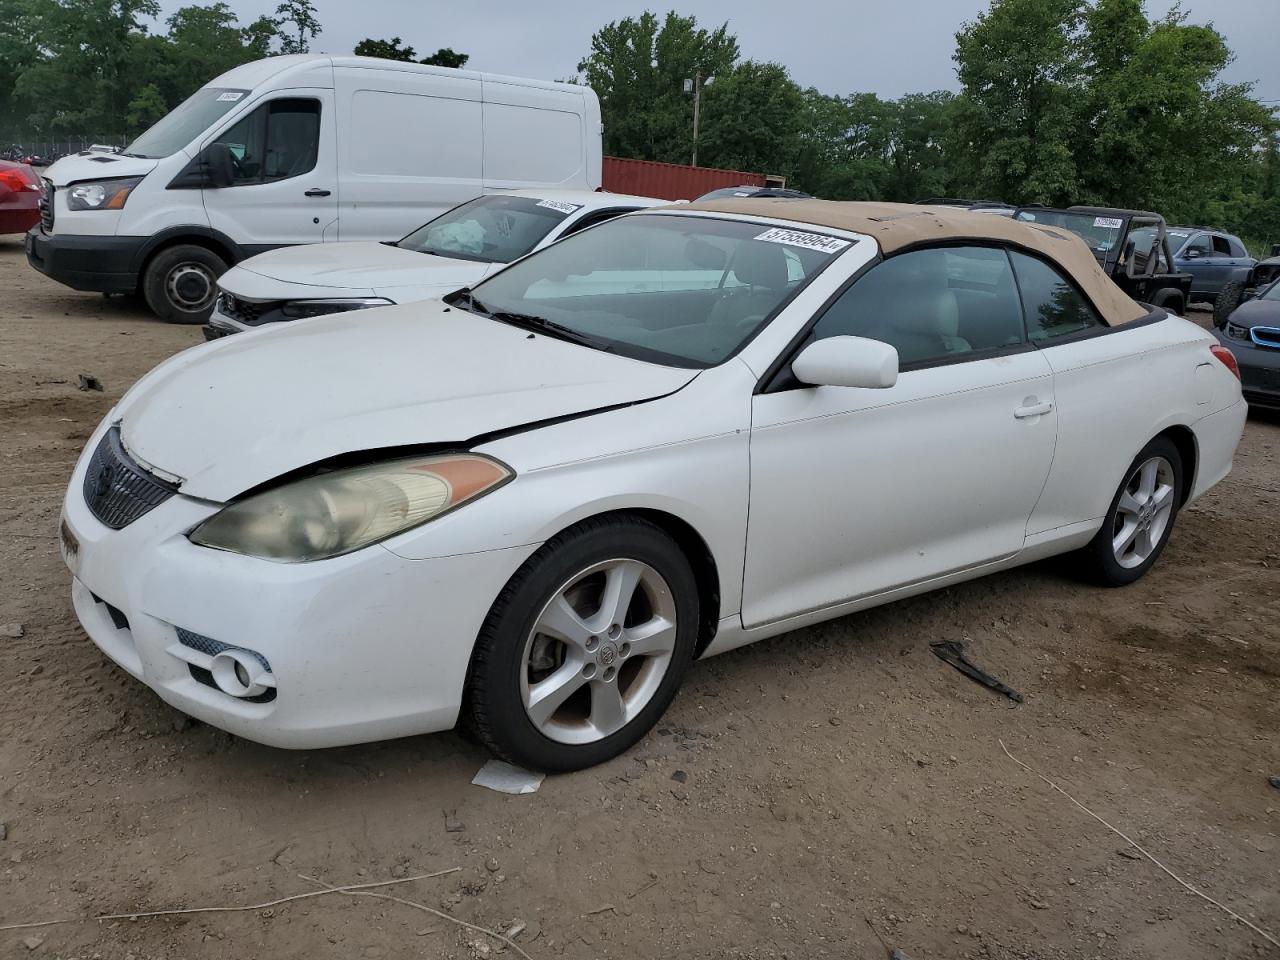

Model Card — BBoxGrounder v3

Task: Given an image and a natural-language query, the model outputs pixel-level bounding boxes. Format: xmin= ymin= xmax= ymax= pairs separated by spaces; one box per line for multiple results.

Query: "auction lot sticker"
xmin=536 ymin=199 xmax=582 ymax=215
xmin=754 ymin=227 xmax=852 ymax=254
xmin=1093 ymin=217 xmax=1124 ymax=229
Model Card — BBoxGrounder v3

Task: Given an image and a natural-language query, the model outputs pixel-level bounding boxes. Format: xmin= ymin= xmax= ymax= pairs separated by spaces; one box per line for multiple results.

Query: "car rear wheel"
xmin=142 ymin=244 xmax=226 ymax=324
xmin=1079 ymin=436 xmax=1183 ymax=587
xmin=1150 ymin=287 xmax=1185 ymax=316
xmin=467 ymin=516 xmax=700 ymax=772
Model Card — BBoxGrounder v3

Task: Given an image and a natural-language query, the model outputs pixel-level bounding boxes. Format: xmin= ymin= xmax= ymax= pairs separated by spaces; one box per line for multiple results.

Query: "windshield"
xmin=457 ymin=213 xmax=851 ymax=367
xmin=1166 ymin=230 xmax=1189 ymax=254
xmin=124 ymin=88 xmax=250 ymax=159
xmin=1262 ymin=278 xmax=1280 ymax=302
xmin=398 ymin=195 xmax=580 ymax=264
xmin=1015 ymin=210 xmax=1125 ymax=258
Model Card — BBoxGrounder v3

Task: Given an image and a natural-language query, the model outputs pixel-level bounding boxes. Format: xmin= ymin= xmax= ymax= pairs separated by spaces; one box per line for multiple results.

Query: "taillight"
xmin=0 ymin=169 xmax=30 ymax=192
xmin=1210 ymin=344 xmax=1240 ymax=381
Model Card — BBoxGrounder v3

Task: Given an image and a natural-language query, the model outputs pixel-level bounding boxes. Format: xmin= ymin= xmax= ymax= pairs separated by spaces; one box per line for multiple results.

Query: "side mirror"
xmin=1184 ymin=248 xmax=1201 ymax=260
xmin=792 ymin=336 xmax=898 ymax=389
xmin=202 ymin=143 xmax=235 ymax=188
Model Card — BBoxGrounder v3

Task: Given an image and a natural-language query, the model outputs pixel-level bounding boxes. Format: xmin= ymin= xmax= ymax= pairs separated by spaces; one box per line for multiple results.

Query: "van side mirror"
xmin=202 ymin=143 xmax=234 ymax=188
xmin=792 ymin=336 xmax=898 ymax=389
xmin=167 ymin=142 xmax=235 ymax=190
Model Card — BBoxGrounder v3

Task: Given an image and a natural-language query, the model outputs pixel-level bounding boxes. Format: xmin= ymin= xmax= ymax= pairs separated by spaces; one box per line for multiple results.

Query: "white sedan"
xmin=60 ymin=200 xmax=1246 ymax=771
xmin=205 ymin=189 xmax=664 ymax=337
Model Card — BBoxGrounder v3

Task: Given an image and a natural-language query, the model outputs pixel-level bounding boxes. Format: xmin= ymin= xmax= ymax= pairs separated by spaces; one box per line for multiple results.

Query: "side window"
xmin=211 ymin=98 xmax=320 ymax=185
xmin=1211 ymin=235 xmax=1232 ymax=256
xmin=1228 ymin=238 xmax=1249 ymax=259
xmin=808 ymin=246 xmax=1024 ymax=367
xmin=1184 ymin=235 xmax=1212 ymax=258
xmin=1009 ymin=251 xmax=1105 ymax=342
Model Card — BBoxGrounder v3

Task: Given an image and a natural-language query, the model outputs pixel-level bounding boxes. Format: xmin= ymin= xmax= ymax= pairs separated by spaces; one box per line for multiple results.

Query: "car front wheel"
xmin=467 ymin=516 xmax=700 ymax=772
xmin=1080 ymin=436 xmax=1183 ymax=586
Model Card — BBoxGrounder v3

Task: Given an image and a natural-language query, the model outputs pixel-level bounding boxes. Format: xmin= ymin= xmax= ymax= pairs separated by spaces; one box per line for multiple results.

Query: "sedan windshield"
xmin=456 ymin=214 xmax=851 ymax=367
xmin=1262 ymin=278 xmax=1280 ymax=302
xmin=398 ymin=195 xmax=579 ymax=264
xmin=125 ymin=88 xmax=249 ymax=159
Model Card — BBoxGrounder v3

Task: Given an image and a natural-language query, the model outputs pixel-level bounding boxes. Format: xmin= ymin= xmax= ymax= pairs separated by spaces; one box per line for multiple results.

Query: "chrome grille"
xmin=82 ymin=426 xmax=177 ymax=530
xmin=39 ymin=178 xmax=54 ymax=231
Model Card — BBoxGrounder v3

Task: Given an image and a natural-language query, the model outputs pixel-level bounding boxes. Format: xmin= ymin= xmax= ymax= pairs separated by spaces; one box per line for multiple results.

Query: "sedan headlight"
xmin=67 ymin=177 xmax=142 ymax=211
xmin=280 ymin=298 xmax=393 ymax=319
xmin=189 ymin=454 xmax=512 ymax=562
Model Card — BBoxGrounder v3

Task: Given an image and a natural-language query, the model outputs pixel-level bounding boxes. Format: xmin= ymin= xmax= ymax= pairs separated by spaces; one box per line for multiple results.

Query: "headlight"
xmin=189 ymin=454 xmax=512 ymax=562
xmin=67 ymin=177 xmax=142 ymax=211
xmin=280 ymin=298 xmax=393 ymax=319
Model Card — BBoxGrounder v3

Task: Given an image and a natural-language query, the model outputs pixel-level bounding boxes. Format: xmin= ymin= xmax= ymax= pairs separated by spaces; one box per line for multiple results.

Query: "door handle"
xmin=304 ymin=188 xmax=331 ymax=197
xmin=1014 ymin=399 xmax=1053 ymax=419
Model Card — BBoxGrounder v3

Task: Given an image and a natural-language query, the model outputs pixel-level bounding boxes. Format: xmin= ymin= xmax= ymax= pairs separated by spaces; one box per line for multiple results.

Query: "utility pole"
xmin=691 ymin=70 xmax=702 ymax=167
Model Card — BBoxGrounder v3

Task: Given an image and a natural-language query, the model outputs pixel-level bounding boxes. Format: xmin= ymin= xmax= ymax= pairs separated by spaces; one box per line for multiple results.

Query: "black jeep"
xmin=1013 ymin=206 xmax=1193 ymax=314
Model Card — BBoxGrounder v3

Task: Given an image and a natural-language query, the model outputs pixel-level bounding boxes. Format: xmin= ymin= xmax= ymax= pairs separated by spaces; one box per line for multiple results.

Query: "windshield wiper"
xmin=490 ymin=310 xmax=612 ymax=350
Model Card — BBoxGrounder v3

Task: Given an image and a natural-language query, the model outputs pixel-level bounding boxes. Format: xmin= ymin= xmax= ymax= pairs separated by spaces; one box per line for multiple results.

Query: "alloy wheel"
xmin=520 ymin=558 xmax=677 ymax=745
xmin=1111 ymin=455 xmax=1176 ymax=569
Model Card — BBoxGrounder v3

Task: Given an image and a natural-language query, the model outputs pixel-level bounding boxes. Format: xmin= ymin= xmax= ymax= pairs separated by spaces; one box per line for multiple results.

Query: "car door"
xmin=200 ymin=92 xmax=337 ymax=252
xmin=1178 ymin=233 xmax=1214 ymax=295
xmin=742 ymin=245 xmax=1058 ymax=628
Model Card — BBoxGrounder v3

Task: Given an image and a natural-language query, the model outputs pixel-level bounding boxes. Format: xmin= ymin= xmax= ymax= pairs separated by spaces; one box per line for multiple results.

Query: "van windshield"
xmin=124 ymin=88 xmax=250 ymax=159
xmin=398 ymin=195 xmax=578 ymax=264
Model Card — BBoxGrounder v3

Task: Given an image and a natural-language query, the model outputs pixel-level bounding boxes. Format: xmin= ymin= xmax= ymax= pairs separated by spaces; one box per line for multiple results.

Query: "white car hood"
xmin=235 ymin=241 xmax=494 ymax=291
xmin=44 ymin=152 xmax=160 ymax=187
xmin=116 ymin=300 xmax=697 ymax=501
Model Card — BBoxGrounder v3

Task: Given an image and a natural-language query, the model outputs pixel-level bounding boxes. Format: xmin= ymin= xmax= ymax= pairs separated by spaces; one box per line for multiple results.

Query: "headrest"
xmin=732 ymin=241 xmax=789 ymax=290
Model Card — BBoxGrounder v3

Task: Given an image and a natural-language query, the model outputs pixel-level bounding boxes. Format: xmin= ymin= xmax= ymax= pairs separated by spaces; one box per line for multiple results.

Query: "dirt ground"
xmin=1 ymin=233 xmax=1277 ymax=960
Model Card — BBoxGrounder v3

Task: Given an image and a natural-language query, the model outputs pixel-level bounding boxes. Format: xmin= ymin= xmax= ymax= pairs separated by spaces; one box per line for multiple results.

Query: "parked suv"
xmin=1165 ymin=227 xmax=1255 ymax=305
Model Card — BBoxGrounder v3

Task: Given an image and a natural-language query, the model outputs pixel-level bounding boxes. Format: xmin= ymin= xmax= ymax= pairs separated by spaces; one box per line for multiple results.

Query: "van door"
xmin=482 ymin=80 xmax=589 ymax=192
xmin=200 ymin=90 xmax=337 ymax=253
xmin=333 ymin=66 xmax=484 ymax=240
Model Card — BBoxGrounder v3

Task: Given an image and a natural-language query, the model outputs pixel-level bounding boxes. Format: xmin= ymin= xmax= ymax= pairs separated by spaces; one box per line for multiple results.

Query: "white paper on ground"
xmin=472 ymin=759 xmax=545 ymax=795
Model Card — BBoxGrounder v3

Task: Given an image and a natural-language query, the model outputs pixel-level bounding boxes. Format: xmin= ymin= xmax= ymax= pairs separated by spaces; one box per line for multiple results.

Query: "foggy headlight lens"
xmin=189 ymin=454 xmax=512 ymax=562
xmin=67 ymin=177 xmax=142 ymax=210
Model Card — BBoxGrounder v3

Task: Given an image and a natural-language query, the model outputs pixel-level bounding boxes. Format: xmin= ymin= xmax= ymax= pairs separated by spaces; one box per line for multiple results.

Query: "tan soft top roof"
xmin=680 ymin=198 xmax=1148 ymax=326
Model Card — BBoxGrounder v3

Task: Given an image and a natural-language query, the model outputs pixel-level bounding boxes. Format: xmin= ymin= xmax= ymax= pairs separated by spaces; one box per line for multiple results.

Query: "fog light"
xmin=211 ymin=650 xmax=270 ymax=698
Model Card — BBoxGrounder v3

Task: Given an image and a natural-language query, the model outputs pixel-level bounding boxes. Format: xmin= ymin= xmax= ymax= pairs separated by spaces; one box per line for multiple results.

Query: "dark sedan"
xmin=1219 ymin=279 xmax=1280 ymax=409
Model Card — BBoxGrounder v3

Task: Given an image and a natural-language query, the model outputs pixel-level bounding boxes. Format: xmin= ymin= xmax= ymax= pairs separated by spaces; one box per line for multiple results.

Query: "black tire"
xmin=1079 ymin=436 xmax=1183 ymax=587
xmin=1150 ymin=288 xmax=1184 ymax=316
xmin=1213 ymin=280 xmax=1246 ymax=329
xmin=467 ymin=516 xmax=700 ymax=772
xmin=142 ymin=244 xmax=226 ymax=324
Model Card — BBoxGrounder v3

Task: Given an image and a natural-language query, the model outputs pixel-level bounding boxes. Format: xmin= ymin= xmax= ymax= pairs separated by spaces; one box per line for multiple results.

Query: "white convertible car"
xmin=61 ymin=199 xmax=1246 ymax=771
xmin=205 ymin=188 xmax=663 ymax=337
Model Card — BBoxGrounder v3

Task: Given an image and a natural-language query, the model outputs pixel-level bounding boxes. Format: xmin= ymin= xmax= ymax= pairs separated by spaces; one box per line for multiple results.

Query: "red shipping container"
xmin=601 ymin=156 xmax=767 ymax=201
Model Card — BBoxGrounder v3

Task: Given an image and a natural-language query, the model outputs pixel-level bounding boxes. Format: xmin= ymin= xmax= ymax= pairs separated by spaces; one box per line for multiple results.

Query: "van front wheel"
xmin=142 ymin=244 xmax=227 ymax=324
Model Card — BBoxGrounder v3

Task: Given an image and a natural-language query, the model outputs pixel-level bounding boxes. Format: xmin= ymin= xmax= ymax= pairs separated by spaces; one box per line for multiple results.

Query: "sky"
xmin=153 ymin=0 xmax=1280 ymax=103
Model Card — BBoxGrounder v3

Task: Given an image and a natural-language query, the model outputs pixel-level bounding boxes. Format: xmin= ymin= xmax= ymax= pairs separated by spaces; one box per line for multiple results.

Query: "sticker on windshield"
xmin=1093 ymin=216 xmax=1123 ymax=229
xmin=216 ymin=91 xmax=244 ymax=102
xmin=536 ymin=199 xmax=582 ymax=215
xmin=754 ymin=227 xmax=851 ymax=254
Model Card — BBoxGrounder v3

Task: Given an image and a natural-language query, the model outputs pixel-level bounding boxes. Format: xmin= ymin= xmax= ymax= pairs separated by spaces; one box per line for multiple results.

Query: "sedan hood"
xmin=44 ymin=152 xmax=159 ymax=186
xmin=1229 ymin=297 xmax=1280 ymax=329
xmin=116 ymin=300 xmax=696 ymax=501
xmin=236 ymin=241 xmax=493 ymax=291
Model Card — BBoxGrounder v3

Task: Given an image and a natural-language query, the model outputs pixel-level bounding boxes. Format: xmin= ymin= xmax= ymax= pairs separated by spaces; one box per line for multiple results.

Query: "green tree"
xmin=698 ymin=61 xmax=804 ymax=174
xmin=422 ymin=47 xmax=469 ymax=68
xmin=354 ymin=36 xmax=417 ymax=61
xmin=274 ymin=0 xmax=319 ymax=55
xmin=950 ymin=0 xmax=1083 ymax=204
xmin=578 ymin=10 xmax=738 ymax=163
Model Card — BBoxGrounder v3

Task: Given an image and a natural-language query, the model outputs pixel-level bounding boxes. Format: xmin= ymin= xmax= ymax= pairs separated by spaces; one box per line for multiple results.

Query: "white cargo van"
xmin=26 ymin=55 xmax=603 ymax=323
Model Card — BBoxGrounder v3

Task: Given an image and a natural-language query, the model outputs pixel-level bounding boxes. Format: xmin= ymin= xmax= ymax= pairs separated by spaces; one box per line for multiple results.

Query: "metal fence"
xmin=1 ymin=136 xmax=129 ymax=163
